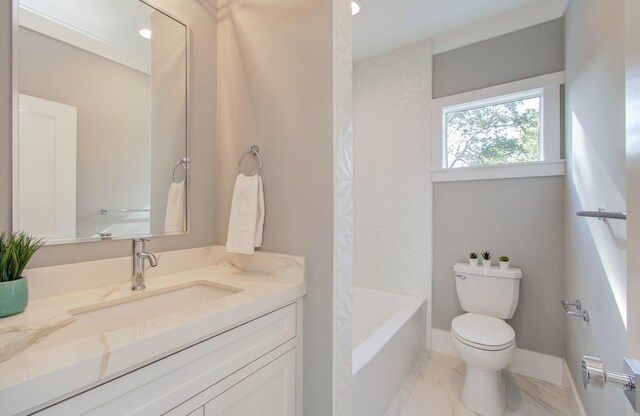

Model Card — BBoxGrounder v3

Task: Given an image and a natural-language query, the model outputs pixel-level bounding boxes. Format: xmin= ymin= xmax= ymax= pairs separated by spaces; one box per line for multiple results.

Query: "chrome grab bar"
xmin=576 ymin=208 xmax=627 ymax=221
xmin=100 ymin=208 xmax=150 ymax=214
xmin=582 ymin=356 xmax=640 ymax=411
xmin=561 ymin=299 xmax=589 ymax=322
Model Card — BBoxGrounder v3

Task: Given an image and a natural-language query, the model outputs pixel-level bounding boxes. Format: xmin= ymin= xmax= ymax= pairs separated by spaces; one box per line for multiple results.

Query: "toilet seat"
xmin=452 ymin=313 xmax=515 ymax=351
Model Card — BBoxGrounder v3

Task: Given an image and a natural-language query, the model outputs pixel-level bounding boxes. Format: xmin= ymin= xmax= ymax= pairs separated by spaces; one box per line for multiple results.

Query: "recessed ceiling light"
xmin=138 ymin=28 xmax=152 ymax=39
xmin=351 ymin=0 xmax=363 ymax=15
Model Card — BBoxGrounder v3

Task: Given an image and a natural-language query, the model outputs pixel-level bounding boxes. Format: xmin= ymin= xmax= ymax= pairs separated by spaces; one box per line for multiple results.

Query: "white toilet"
xmin=451 ymin=263 xmax=522 ymax=416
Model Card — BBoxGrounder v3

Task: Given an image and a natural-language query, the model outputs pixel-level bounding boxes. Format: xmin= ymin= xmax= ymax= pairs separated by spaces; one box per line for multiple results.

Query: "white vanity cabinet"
xmin=33 ymin=301 xmax=302 ymax=416
xmin=170 ymin=348 xmax=296 ymax=416
xmin=203 ymin=349 xmax=296 ymax=415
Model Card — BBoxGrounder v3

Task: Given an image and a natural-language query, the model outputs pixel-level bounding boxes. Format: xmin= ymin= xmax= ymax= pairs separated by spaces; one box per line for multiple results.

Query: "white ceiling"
xmin=353 ymin=0 xmax=553 ymax=61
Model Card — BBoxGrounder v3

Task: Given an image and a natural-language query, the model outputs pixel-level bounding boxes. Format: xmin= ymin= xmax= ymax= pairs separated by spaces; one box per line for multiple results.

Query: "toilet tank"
xmin=454 ymin=263 xmax=522 ymax=319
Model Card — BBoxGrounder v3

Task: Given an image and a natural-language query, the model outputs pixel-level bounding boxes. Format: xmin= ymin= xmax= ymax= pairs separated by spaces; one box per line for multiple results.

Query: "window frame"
xmin=431 ymin=71 xmax=565 ymax=182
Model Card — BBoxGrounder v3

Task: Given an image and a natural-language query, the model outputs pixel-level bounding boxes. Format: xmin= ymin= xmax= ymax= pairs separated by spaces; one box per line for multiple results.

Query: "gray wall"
xmin=564 ymin=0 xmax=628 ymax=414
xmin=0 ymin=1 xmax=12 ymax=235
xmin=431 ymin=20 xmax=566 ymax=357
xmin=149 ymin=11 xmax=187 ymax=234
xmin=19 ymin=27 xmax=151 ymax=238
xmin=433 ymin=177 xmax=565 ymax=357
xmin=433 ymin=19 xmax=565 ymax=98
xmin=0 ymin=0 xmax=218 ymax=266
xmin=215 ymin=1 xmax=335 ymax=415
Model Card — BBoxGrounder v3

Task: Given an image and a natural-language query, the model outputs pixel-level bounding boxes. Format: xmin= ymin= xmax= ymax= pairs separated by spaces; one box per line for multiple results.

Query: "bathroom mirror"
xmin=11 ymin=0 xmax=188 ymax=244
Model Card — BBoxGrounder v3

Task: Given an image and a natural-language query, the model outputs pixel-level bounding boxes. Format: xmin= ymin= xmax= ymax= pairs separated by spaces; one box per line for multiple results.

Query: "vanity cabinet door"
xmin=204 ymin=348 xmax=296 ymax=416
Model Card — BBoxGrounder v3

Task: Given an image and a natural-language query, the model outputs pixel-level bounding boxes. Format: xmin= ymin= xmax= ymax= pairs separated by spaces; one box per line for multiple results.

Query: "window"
xmin=431 ymin=72 xmax=565 ymax=182
xmin=445 ymin=95 xmax=541 ymax=168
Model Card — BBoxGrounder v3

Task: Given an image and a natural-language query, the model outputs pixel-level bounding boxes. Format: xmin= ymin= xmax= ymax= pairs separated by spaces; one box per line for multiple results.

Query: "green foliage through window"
xmin=445 ymin=96 xmax=541 ymax=168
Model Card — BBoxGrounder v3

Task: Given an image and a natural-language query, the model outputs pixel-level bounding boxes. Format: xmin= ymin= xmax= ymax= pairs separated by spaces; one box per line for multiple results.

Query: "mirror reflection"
xmin=15 ymin=0 xmax=188 ymax=243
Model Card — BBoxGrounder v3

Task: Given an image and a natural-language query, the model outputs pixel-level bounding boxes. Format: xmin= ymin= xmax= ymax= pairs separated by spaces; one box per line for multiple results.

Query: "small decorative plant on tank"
xmin=499 ymin=256 xmax=510 ymax=270
xmin=469 ymin=252 xmax=478 ymax=266
xmin=0 ymin=232 xmax=44 ymax=318
xmin=481 ymin=251 xmax=492 ymax=268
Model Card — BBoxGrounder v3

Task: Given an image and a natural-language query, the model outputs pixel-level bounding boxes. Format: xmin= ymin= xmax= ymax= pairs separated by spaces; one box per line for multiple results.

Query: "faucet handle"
xmin=132 ymin=238 xmax=150 ymax=251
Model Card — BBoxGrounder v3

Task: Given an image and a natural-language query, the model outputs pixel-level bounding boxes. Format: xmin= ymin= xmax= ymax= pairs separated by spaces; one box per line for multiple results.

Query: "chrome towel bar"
xmin=576 ymin=208 xmax=627 ymax=221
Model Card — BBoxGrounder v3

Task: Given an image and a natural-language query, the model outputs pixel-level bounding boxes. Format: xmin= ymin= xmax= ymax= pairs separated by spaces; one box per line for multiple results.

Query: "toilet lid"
xmin=452 ymin=313 xmax=515 ymax=351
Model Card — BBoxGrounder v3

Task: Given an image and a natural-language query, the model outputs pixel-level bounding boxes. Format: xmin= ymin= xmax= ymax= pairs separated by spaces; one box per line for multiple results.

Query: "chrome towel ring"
xmin=171 ymin=158 xmax=189 ymax=183
xmin=237 ymin=145 xmax=262 ymax=176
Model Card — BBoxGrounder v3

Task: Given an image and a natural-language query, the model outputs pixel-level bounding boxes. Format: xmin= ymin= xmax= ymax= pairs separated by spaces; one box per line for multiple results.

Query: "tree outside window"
xmin=445 ymin=96 xmax=541 ymax=168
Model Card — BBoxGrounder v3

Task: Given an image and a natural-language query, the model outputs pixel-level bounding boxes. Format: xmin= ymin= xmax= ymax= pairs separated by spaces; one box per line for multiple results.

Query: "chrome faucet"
xmin=132 ymin=238 xmax=158 ymax=291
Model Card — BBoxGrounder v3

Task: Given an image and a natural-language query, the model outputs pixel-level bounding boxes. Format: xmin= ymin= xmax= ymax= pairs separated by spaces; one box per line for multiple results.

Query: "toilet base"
xmin=461 ymin=365 xmax=506 ymax=416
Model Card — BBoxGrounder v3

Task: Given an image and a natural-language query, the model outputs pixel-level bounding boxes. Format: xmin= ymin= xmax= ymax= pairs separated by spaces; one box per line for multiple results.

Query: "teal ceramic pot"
xmin=0 ymin=277 xmax=29 ymax=318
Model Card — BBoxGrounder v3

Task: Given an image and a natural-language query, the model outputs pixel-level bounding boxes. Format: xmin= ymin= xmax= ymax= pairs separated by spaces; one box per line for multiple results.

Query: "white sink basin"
xmin=68 ymin=281 xmax=242 ymax=333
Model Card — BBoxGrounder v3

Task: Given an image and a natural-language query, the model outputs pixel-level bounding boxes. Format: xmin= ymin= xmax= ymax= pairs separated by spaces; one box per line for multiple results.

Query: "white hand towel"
xmin=226 ymin=174 xmax=265 ymax=254
xmin=164 ymin=181 xmax=186 ymax=232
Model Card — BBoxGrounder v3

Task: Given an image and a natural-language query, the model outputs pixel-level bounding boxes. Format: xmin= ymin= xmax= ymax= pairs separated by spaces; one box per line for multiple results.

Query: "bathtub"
xmin=352 ymin=286 xmax=426 ymax=416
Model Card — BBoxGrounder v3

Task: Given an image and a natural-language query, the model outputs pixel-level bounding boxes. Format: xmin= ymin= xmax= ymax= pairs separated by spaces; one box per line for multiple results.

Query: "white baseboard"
xmin=509 ymin=348 xmax=564 ymax=386
xmin=562 ymin=361 xmax=587 ymax=416
xmin=431 ymin=327 xmax=458 ymax=356
xmin=430 ymin=328 xmax=564 ymax=385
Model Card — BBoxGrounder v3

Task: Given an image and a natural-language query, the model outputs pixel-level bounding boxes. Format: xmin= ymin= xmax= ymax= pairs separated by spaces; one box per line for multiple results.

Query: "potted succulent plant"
xmin=481 ymin=251 xmax=492 ymax=268
xmin=0 ymin=232 xmax=43 ymax=318
xmin=469 ymin=252 xmax=478 ymax=266
xmin=499 ymin=256 xmax=510 ymax=270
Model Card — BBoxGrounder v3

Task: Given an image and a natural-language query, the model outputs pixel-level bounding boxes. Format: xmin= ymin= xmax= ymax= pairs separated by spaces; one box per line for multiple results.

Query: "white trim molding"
xmin=18 ymin=5 xmax=150 ymax=74
xmin=332 ymin=0 xmax=354 ymax=414
xmin=431 ymin=328 xmax=564 ymax=386
xmin=432 ymin=0 xmax=566 ymax=54
xmin=430 ymin=72 xmax=565 ymax=109
xmin=431 ymin=71 xmax=565 ymax=181
xmin=432 ymin=160 xmax=565 ymax=182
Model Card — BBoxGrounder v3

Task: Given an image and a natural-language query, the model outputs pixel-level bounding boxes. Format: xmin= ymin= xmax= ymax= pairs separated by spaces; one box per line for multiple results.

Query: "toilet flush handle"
xmin=456 ymin=274 xmax=466 ymax=280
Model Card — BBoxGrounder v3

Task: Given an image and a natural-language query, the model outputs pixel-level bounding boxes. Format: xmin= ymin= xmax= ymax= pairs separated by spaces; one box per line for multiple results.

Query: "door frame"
xmin=626 ymin=0 xmax=640 ymax=361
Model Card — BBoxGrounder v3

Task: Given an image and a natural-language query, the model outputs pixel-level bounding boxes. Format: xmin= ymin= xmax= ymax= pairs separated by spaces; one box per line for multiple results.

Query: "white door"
xmin=204 ymin=349 xmax=296 ymax=416
xmin=15 ymin=94 xmax=77 ymax=240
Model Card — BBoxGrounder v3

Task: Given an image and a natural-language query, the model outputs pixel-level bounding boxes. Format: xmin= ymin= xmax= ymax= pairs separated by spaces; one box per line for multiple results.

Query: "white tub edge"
xmin=352 ymin=292 xmax=425 ymax=376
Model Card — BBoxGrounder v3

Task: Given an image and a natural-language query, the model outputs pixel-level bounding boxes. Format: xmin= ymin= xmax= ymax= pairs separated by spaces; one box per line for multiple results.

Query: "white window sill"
xmin=431 ymin=160 xmax=565 ymax=183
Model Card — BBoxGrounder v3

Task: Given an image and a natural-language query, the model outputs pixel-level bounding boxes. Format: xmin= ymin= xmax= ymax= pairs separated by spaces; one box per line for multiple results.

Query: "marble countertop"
xmin=0 ymin=246 xmax=306 ymax=415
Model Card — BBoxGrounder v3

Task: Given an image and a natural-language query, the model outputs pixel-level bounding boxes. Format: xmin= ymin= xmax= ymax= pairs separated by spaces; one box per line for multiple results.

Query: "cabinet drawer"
xmin=35 ymin=303 xmax=297 ymax=415
xmin=203 ymin=348 xmax=296 ymax=416
xmin=165 ymin=346 xmax=296 ymax=416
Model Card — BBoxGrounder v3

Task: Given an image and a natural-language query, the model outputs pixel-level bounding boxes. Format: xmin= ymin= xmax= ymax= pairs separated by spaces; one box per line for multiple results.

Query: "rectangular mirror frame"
xmin=9 ymin=0 xmax=191 ymax=245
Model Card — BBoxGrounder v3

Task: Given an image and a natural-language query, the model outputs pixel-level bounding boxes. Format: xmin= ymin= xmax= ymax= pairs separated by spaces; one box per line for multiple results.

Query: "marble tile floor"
xmin=385 ymin=351 xmax=571 ymax=416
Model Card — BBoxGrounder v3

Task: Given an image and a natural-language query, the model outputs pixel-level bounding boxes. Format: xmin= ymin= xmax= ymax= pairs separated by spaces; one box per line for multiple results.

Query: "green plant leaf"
xmin=0 ymin=231 xmax=44 ymax=282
